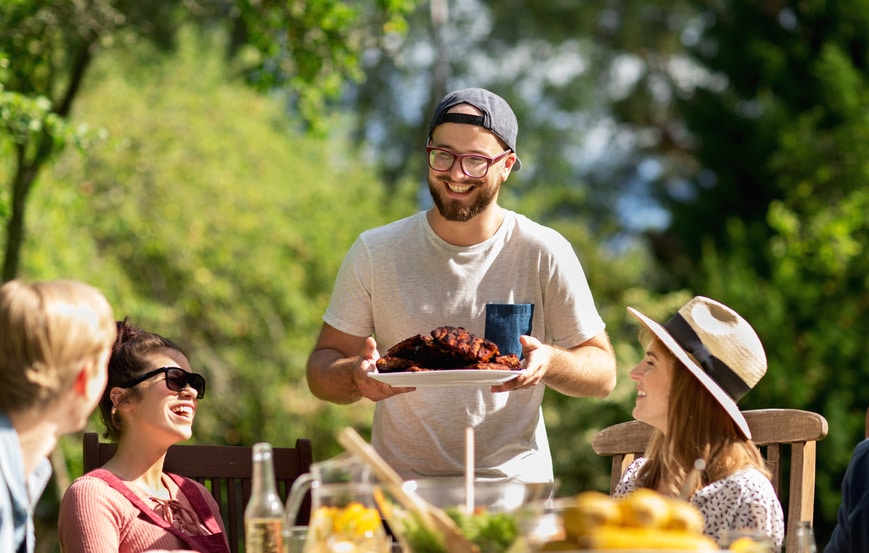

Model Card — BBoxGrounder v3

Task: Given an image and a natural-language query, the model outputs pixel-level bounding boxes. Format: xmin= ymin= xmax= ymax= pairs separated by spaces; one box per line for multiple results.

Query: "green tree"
xmin=0 ymin=0 xmax=415 ymax=281
xmin=36 ymin=25 xmax=419 ymax=452
xmin=590 ymin=0 xmax=869 ymax=542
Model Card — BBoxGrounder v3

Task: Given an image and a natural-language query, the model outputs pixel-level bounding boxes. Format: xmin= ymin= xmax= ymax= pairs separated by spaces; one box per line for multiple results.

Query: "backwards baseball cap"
xmin=627 ymin=296 xmax=767 ymax=439
xmin=428 ymin=88 xmax=522 ymax=171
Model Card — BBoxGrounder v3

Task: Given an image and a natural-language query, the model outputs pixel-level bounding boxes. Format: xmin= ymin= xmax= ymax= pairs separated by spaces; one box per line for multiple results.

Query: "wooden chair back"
xmin=591 ymin=408 xmax=828 ymax=553
xmin=82 ymin=432 xmax=314 ymax=553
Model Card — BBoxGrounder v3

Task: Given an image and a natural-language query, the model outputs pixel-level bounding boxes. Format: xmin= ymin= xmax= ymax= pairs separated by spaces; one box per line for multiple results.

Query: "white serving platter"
xmin=368 ymin=369 xmax=522 ymax=387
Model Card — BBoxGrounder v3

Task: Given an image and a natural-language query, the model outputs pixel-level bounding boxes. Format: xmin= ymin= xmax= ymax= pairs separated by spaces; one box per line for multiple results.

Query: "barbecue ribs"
xmin=375 ymin=326 xmax=522 ymax=373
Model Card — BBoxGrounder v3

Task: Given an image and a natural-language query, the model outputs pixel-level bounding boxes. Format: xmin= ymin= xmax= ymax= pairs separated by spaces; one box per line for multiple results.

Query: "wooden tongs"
xmin=337 ymin=427 xmax=480 ymax=553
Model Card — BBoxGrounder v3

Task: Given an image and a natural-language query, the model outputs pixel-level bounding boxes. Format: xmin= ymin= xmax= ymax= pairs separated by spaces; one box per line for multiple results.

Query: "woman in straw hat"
xmin=614 ymin=296 xmax=784 ymax=549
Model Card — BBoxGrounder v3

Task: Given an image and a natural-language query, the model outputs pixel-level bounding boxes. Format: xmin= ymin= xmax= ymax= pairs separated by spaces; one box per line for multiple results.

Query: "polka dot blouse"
xmin=614 ymin=457 xmax=784 ymax=550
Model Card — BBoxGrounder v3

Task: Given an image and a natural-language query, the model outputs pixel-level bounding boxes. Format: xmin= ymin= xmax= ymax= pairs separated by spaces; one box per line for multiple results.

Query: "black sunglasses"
xmin=119 ymin=367 xmax=206 ymax=399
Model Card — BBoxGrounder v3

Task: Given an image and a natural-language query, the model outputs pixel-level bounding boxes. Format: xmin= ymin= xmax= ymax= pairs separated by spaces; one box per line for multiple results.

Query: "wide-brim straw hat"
xmin=627 ymin=296 xmax=767 ymax=439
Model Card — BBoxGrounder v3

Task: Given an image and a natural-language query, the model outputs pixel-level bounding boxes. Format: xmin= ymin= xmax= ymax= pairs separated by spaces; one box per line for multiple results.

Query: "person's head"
xmin=426 ymin=88 xmax=521 ymax=222
xmin=628 ymin=297 xmax=769 ymax=493
xmin=0 ymin=279 xmax=115 ymax=431
xmin=631 ymin=337 xmax=747 ymax=444
xmin=627 ymin=296 xmax=767 ymax=440
xmin=99 ymin=318 xmax=205 ymax=442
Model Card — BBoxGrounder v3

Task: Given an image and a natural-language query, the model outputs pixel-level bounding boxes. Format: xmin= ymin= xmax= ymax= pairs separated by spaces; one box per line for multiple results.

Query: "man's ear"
xmin=502 ymin=154 xmax=517 ymax=181
xmin=73 ymin=357 xmax=107 ymax=403
xmin=72 ymin=364 xmax=90 ymax=395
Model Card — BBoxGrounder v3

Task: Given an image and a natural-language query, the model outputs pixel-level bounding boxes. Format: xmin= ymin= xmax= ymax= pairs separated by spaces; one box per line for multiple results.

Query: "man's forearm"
xmin=543 ymin=341 xmax=617 ymax=398
xmin=306 ymin=349 xmax=362 ymax=404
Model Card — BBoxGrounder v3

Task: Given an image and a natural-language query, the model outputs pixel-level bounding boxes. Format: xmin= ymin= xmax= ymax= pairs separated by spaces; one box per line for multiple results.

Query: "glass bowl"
xmin=375 ymin=478 xmax=552 ymax=553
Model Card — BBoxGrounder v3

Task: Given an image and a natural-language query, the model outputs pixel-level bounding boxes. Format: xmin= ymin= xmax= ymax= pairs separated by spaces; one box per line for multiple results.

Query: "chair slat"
xmin=226 ymin=479 xmax=242 ymax=553
xmin=765 ymin=444 xmax=782 ymax=496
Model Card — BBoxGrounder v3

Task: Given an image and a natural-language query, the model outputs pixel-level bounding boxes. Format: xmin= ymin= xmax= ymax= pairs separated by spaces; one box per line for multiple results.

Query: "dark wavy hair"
xmin=98 ymin=317 xmax=185 ymax=441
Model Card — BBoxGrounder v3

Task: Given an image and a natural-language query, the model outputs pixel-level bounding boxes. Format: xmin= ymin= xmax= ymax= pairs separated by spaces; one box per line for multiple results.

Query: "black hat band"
xmin=664 ymin=313 xmax=751 ymax=401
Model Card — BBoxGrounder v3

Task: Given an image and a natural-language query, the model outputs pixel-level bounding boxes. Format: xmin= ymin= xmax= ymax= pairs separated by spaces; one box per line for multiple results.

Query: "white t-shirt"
xmin=324 ymin=210 xmax=605 ymax=482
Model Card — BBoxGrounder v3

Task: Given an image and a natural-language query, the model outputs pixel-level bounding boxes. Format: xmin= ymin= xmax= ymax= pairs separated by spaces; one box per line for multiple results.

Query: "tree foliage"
xmin=41 ymin=27 xmax=420 ymax=449
xmin=0 ymin=0 xmax=416 ymax=281
xmin=579 ymin=0 xmax=869 ymax=541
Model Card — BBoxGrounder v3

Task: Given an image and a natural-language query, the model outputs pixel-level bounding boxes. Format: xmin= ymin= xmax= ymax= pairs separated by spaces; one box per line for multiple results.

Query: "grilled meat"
xmin=492 ymin=355 xmax=523 ymax=370
xmin=431 ymin=325 xmax=500 ymax=363
xmin=375 ymin=326 xmax=522 ymax=373
xmin=385 ymin=334 xmax=433 ymax=357
xmin=375 ymin=356 xmax=418 ymax=372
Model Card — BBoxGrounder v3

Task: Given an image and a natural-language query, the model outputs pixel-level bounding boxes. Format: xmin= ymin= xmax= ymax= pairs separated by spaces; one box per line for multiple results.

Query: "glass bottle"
xmin=796 ymin=520 xmax=817 ymax=553
xmin=245 ymin=442 xmax=285 ymax=553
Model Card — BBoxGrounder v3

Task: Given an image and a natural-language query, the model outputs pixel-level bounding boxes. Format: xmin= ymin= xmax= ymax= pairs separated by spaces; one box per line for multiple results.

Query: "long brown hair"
xmin=638 ymin=340 xmax=769 ymax=497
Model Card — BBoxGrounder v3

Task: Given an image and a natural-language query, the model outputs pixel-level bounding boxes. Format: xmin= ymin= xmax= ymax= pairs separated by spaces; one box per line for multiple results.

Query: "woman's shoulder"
xmin=729 ymin=467 xmax=777 ymax=487
xmin=61 ymin=473 xmax=129 ymax=513
xmin=700 ymin=467 xmax=778 ymax=502
xmin=66 ymin=472 xmax=115 ymax=495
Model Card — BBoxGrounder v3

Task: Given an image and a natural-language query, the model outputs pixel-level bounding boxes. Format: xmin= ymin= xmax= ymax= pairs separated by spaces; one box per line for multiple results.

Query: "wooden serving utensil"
xmin=337 ymin=427 xmax=480 ymax=553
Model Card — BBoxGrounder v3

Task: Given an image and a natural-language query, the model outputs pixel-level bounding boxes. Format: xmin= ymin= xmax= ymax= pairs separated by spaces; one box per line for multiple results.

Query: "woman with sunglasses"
xmin=58 ymin=319 xmax=230 ymax=553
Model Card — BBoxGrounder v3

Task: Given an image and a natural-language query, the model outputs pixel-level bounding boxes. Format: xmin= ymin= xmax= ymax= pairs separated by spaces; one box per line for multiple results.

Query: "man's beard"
xmin=428 ymin=175 xmax=498 ymax=222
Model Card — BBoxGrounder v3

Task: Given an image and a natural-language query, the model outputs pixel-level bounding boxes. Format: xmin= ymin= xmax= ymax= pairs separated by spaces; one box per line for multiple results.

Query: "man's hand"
xmin=491 ymin=334 xmax=547 ymax=392
xmin=354 ymin=336 xmax=416 ymax=401
xmin=491 ymin=331 xmax=616 ymax=397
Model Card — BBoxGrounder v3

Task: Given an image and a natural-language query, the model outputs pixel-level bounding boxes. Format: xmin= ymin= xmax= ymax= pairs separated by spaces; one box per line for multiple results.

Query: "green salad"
xmin=395 ymin=507 xmax=521 ymax=553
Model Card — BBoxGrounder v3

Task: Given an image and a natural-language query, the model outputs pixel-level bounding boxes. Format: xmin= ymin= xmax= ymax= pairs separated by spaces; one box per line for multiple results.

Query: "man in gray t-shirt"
xmin=306 ymin=88 xmax=616 ymax=483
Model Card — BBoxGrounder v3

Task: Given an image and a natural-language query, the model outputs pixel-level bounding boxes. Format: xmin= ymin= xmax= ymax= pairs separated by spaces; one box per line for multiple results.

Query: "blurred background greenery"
xmin=3 ymin=0 xmax=868 ymax=550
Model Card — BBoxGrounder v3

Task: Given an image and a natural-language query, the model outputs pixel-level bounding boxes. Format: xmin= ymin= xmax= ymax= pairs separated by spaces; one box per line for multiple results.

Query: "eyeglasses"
xmin=119 ymin=367 xmax=206 ymax=399
xmin=426 ymin=147 xmax=512 ymax=178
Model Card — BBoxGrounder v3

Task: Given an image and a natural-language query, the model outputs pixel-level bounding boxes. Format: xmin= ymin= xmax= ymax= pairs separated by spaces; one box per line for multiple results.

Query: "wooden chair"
xmin=591 ymin=408 xmax=828 ymax=553
xmin=82 ymin=432 xmax=314 ymax=553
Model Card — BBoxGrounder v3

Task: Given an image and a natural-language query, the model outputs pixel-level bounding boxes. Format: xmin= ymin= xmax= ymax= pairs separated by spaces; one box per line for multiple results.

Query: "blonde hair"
xmin=0 ymin=279 xmax=116 ymax=412
xmin=637 ymin=339 xmax=769 ymax=496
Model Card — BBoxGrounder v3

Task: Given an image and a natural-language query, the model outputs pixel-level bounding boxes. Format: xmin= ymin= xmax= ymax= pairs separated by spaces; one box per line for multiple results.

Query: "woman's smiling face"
xmin=629 ymin=338 xmax=674 ymax=433
xmin=118 ymin=347 xmax=198 ymax=444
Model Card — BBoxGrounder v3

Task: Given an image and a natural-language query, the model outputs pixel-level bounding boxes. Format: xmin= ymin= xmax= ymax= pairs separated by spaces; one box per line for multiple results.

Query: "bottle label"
xmin=245 ymin=518 xmax=284 ymax=553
